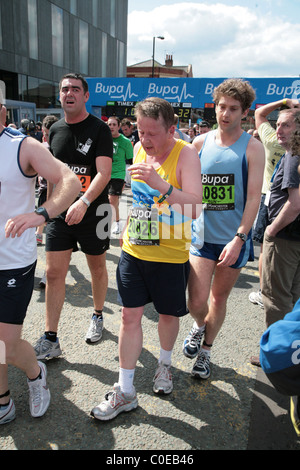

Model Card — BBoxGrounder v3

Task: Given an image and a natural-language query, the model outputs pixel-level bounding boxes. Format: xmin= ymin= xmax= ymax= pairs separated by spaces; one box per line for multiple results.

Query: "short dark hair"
xmin=42 ymin=115 xmax=58 ymax=129
xmin=59 ymin=73 xmax=89 ymax=94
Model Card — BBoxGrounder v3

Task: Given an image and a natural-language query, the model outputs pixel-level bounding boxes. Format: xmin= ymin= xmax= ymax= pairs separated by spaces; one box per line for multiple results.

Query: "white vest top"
xmin=0 ymin=128 xmax=37 ymax=269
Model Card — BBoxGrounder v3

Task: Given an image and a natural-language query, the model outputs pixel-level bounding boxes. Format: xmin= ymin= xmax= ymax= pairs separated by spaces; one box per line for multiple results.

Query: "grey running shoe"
xmin=85 ymin=315 xmax=103 ymax=344
xmin=27 ymin=361 xmax=50 ymax=418
xmin=248 ymin=290 xmax=264 ymax=308
xmin=34 ymin=335 xmax=62 ymax=360
xmin=153 ymin=361 xmax=173 ymax=395
xmin=0 ymin=400 xmax=16 ymax=425
xmin=183 ymin=325 xmax=205 ymax=359
xmin=191 ymin=351 xmax=211 ymax=379
xmin=91 ymin=384 xmax=138 ymax=421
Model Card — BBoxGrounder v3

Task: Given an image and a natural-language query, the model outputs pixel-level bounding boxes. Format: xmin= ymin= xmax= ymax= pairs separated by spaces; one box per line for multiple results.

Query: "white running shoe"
xmin=0 ymin=400 xmax=16 ymax=425
xmin=27 ymin=361 xmax=50 ymax=418
xmin=85 ymin=315 xmax=103 ymax=343
xmin=153 ymin=361 xmax=173 ymax=395
xmin=91 ymin=384 xmax=138 ymax=421
xmin=249 ymin=290 xmax=264 ymax=308
xmin=112 ymin=222 xmax=120 ymax=234
xmin=39 ymin=272 xmax=46 ymax=288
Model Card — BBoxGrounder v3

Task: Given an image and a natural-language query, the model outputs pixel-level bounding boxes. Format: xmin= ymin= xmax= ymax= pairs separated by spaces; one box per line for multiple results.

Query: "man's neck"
xmin=216 ymin=126 xmax=243 ymax=147
xmin=65 ymin=110 xmax=89 ymax=124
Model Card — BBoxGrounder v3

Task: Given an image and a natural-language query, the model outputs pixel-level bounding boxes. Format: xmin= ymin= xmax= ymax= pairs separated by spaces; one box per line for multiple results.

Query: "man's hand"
xmin=65 ymin=199 xmax=88 ymax=225
xmin=5 ymin=213 xmax=45 ymax=238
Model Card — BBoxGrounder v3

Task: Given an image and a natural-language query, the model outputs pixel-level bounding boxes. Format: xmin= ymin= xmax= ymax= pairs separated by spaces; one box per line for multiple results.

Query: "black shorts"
xmin=0 ymin=261 xmax=36 ymax=325
xmin=117 ymin=251 xmax=190 ymax=317
xmin=108 ymin=179 xmax=124 ymax=196
xmin=46 ymin=215 xmax=110 ymax=255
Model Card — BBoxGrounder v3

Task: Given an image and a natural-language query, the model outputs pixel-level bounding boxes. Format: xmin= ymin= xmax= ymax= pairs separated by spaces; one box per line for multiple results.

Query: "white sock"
xmin=118 ymin=368 xmax=135 ymax=395
xmin=159 ymin=347 xmax=172 ymax=365
xmin=201 ymin=347 xmax=211 ymax=358
xmin=193 ymin=321 xmax=205 ymax=332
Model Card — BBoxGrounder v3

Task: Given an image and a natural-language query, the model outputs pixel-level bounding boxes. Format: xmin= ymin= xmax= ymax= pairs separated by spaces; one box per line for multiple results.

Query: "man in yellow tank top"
xmin=91 ymin=97 xmax=202 ymax=421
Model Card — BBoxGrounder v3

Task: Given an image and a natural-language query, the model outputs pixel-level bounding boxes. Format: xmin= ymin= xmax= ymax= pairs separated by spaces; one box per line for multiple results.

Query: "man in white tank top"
xmin=0 ymin=92 xmax=81 ymax=424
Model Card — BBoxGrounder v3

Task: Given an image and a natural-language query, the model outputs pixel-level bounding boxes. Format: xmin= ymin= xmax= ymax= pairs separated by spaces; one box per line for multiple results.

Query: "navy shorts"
xmin=252 ymin=194 xmax=268 ymax=244
xmin=0 ymin=261 xmax=36 ymax=325
xmin=190 ymin=238 xmax=254 ymax=269
xmin=46 ymin=215 xmax=110 ymax=255
xmin=117 ymin=251 xmax=190 ymax=317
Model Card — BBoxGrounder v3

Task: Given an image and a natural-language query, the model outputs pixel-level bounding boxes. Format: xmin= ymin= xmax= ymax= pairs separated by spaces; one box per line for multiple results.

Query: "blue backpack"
xmin=260 ymin=298 xmax=300 ymax=396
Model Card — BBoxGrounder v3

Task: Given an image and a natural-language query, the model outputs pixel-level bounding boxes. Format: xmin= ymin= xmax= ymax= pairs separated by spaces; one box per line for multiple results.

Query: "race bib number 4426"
xmin=202 ymin=173 xmax=235 ymax=211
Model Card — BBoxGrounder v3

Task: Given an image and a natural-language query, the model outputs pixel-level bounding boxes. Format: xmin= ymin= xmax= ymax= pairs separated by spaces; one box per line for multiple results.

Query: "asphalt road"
xmin=1 ymin=189 xmax=299 ymax=452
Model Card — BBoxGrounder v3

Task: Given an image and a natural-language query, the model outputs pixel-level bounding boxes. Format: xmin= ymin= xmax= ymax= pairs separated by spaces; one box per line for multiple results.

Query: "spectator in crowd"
xmin=248 ymin=99 xmax=298 ymax=309
xmin=108 ymin=116 xmax=133 ymax=234
xmin=250 ymin=107 xmax=300 ymax=366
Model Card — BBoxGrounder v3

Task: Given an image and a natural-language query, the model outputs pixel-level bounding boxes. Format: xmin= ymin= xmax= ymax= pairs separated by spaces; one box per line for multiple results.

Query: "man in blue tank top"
xmin=183 ymin=78 xmax=265 ymax=380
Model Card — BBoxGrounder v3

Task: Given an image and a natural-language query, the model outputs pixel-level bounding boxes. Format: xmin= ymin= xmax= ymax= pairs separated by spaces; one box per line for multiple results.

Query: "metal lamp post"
xmin=152 ymin=36 xmax=164 ymax=78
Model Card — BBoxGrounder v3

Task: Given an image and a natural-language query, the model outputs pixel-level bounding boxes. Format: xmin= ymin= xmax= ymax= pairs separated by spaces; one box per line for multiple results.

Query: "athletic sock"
xmin=45 ymin=331 xmax=57 ymax=342
xmin=201 ymin=347 xmax=211 ymax=358
xmin=118 ymin=368 xmax=135 ymax=396
xmin=193 ymin=321 xmax=205 ymax=332
xmin=93 ymin=309 xmax=103 ymax=319
xmin=159 ymin=347 xmax=172 ymax=365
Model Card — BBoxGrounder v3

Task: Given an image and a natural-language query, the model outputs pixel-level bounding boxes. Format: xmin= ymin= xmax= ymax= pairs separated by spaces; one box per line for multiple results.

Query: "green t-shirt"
xmin=111 ymin=134 xmax=133 ymax=179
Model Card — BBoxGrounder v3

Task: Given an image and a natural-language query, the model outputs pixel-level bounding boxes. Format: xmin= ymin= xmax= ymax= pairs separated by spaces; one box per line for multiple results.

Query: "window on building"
xmin=118 ymin=41 xmax=126 ymax=77
xmin=52 ymin=5 xmax=63 ymax=67
xmin=102 ymin=32 xmax=107 ymax=78
xmin=18 ymin=74 xmax=28 ymax=102
xmin=92 ymin=0 xmax=98 ymax=27
xmin=70 ymin=0 xmax=77 ymax=16
xmin=79 ymin=20 xmax=89 ymax=75
xmin=110 ymin=0 xmax=116 ymax=38
xmin=28 ymin=0 xmax=38 ymax=60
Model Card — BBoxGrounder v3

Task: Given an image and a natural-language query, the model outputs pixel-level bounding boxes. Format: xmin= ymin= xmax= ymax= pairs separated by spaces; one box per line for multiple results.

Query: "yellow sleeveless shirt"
xmin=122 ymin=139 xmax=191 ymax=263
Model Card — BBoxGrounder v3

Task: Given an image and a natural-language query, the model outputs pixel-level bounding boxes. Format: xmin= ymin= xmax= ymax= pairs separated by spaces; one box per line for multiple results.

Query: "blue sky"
xmin=127 ymin=1 xmax=300 ymax=77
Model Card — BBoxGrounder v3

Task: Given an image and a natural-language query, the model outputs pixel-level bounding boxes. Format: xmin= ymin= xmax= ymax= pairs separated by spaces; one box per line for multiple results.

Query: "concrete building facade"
xmin=0 ymin=0 xmax=128 ymax=123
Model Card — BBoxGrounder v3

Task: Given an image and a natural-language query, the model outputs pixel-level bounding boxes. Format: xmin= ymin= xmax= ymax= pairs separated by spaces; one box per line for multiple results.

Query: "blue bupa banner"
xmin=86 ymin=77 xmax=300 ymax=111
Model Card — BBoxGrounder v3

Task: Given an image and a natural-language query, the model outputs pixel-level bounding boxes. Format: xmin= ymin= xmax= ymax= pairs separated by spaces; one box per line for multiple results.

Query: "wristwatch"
xmin=235 ymin=232 xmax=247 ymax=242
xmin=35 ymin=206 xmax=50 ymax=222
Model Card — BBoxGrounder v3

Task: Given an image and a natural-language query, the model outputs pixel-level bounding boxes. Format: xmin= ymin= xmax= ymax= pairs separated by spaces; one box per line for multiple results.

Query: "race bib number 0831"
xmin=202 ymin=173 xmax=235 ymax=211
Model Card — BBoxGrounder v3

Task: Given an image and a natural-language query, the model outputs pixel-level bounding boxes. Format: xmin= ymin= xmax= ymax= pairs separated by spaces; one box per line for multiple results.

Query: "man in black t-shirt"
xmin=33 ymin=74 xmax=113 ymax=359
